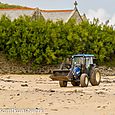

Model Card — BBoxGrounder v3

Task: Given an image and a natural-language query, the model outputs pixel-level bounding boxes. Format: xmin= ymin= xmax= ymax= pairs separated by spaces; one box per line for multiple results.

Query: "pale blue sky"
xmin=0 ymin=0 xmax=115 ymax=25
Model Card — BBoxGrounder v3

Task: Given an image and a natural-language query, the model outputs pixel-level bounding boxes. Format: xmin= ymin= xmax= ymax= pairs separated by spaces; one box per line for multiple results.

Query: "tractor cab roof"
xmin=72 ymin=54 xmax=95 ymax=58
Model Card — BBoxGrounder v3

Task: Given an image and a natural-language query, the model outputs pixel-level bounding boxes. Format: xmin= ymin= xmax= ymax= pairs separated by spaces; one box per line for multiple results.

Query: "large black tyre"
xmin=80 ymin=74 xmax=89 ymax=87
xmin=71 ymin=81 xmax=80 ymax=86
xmin=59 ymin=81 xmax=67 ymax=87
xmin=90 ymin=68 xmax=101 ymax=86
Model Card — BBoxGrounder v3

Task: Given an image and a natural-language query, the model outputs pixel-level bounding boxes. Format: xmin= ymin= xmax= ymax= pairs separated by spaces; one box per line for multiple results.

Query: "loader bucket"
xmin=50 ymin=69 xmax=70 ymax=81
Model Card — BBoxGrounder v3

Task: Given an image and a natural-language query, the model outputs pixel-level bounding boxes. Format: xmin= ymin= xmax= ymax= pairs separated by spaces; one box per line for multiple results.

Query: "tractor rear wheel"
xmin=71 ymin=81 xmax=80 ymax=86
xmin=59 ymin=81 xmax=67 ymax=87
xmin=90 ymin=68 xmax=101 ymax=86
xmin=80 ymin=74 xmax=89 ymax=87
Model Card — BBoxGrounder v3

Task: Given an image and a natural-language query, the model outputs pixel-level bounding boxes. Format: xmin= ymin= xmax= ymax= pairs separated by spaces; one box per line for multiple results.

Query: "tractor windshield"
xmin=72 ymin=56 xmax=84 ymax=66
xmin=72 ymin=55 xmax=94 ymax=68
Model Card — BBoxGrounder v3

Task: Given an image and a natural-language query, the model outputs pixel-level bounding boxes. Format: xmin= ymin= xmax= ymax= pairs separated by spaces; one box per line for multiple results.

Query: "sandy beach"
xmin=0 ymin=74 xmax=115 ymax=115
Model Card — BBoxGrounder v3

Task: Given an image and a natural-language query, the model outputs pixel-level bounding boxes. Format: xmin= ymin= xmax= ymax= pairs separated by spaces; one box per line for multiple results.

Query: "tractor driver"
xmin=73 ymin=61 xmax=81 ymax=78
xmin=73 ymin=65 xmax=81 ymax=77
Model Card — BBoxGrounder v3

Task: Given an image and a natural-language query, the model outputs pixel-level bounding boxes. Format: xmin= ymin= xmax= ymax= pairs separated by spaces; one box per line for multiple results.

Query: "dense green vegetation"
xmin=0 ymin=15 xmax=115 ymax=66
xmin=0 ymin=2 xmax=27 ymax=8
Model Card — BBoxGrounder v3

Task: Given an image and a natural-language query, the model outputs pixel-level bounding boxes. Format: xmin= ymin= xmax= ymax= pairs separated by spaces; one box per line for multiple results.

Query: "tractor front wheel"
xmin=59 ymin=81 xmax=67 ymax=87
xmin=80 ymin=74 xmax=89 ymax=87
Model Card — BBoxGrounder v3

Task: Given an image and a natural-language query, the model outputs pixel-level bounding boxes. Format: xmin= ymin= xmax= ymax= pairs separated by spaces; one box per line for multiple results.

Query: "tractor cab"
xmin=72 ymin=54 xmax=96 ymax=76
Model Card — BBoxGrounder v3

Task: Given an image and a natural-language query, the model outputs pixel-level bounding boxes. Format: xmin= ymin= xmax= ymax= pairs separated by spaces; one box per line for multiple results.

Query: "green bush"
xmin=0 ymin=15 xmax=115 ymax=66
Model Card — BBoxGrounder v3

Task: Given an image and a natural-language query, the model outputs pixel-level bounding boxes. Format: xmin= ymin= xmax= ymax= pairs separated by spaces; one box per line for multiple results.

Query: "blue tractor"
xmin=50 ymin=54 xmax=101 ymax=87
